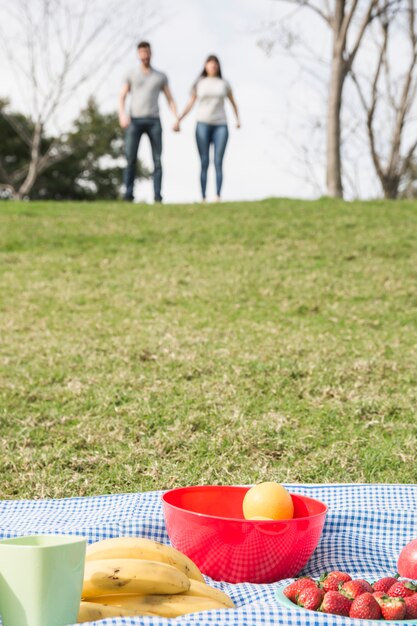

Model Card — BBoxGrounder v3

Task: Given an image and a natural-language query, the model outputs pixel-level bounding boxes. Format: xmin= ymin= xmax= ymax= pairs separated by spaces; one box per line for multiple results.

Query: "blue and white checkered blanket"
xmin=1 ymin=484 xmax=416 ymax=625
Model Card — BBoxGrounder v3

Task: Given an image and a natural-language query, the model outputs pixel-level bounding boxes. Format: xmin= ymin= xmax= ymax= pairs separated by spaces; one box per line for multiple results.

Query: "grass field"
xmin=1 ymin=198 xmax=417 ymax=499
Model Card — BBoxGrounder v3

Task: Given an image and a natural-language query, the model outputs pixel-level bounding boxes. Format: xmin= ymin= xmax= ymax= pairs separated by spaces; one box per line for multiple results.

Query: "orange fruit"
xmin=242 ymin=482 xmax=294 ymax=520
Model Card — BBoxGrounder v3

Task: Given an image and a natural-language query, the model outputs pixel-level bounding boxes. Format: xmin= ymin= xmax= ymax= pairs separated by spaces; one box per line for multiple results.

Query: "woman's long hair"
xmin=200 ymin=54 xmax=222 ymax=78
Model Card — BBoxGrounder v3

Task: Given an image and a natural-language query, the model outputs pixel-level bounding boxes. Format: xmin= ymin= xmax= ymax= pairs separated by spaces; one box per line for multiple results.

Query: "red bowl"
xmin=162 ymin=485 xmax=327 ymax=583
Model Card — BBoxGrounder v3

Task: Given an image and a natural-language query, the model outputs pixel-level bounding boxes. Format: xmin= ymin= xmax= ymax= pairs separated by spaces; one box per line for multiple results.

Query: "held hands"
xmin=172 ymin=119 xmax=181 ymax=132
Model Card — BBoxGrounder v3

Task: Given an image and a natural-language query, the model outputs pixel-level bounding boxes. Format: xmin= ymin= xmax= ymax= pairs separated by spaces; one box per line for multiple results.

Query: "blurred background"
xmin=1 ymin=0 xmax=416 ymax=203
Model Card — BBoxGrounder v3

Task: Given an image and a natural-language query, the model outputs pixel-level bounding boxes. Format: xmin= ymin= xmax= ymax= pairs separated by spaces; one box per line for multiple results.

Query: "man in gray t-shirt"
xmin=119 ymin=41 xmax=179 ymax=202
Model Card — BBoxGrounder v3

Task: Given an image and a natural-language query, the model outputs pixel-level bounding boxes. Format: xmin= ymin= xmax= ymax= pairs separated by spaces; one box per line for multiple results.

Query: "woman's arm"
xmin=178 ymin=93 xmax=197 ymax=124
xmin=228 ymin=91 xmax=241 ymax=128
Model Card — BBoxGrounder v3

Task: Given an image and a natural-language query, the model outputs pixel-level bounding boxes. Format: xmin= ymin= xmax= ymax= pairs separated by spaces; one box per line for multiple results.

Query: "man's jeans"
xmin=124 ymin=117 xmax=162 ymax=201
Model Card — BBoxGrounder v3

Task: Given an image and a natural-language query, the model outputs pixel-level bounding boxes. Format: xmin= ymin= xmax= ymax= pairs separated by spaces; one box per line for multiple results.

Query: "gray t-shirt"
xmin=193 ymin=77 xmax=232 ymax=125
xmin=125 ymin=66 xmax=168 ymax=118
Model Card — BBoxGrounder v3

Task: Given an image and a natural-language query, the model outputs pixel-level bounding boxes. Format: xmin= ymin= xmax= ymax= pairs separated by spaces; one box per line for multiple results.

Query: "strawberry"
xmin=388 ymin=580 xmax=417 ymax=598
xmin=319 ymin=570 xmax=352 ymax=592
xmin=372 ymin=590 xmax=385 ymax=604
xmin=283 ymin=577 xmax=316 ymax=603
xmin=349 ymin=592 xmax=382 ymax=620
xmin=320 ymin=590 xmax=352 ymax=616
xmin=355 ymin=578 xmax=374 ymax=593
xmin=405 ymin=594 xmax=417 ymax=619
xmin=341 ymin=579 xmax=369 ymax=599
xmin=380 ymin=595 xmax=406 ymax=620
xmin=373 ymin=576 xmax=399 ymax=594
xmin=297 ymin=586 xmax=325 ymax=611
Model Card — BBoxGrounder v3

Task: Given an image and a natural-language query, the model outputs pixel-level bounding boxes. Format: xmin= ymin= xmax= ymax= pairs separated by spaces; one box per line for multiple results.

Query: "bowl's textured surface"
xmin=162 ymin=485 xmax=327 ymax=583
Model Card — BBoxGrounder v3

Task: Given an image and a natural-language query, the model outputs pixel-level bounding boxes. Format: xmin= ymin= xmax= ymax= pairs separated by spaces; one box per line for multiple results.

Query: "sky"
xmin=2 ymin=0 xmax=408 ymax=203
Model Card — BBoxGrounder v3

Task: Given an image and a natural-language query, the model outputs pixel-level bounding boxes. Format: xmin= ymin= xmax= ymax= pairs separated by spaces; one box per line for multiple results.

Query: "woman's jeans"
xmin=195 ymin=122 xmax=229 ymax=198
xmin=124 ymin=117 xmax=162 ymax=201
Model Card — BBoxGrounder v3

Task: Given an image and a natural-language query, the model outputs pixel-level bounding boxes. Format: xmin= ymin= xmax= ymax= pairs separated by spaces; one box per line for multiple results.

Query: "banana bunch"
xmin=77 ymin=537 xmax=235 ymax=622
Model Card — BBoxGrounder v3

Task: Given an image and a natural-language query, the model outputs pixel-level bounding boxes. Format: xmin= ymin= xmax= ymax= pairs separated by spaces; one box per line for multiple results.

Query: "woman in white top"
xmin=177 ymin=55 xmax=240 ymax=201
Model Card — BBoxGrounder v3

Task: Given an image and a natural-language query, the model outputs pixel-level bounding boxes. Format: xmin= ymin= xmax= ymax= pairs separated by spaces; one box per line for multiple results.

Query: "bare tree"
xmin=351 ymin=0 xmax=417 ymax=199
xmin=264 ymin=1 xmax=405 ymax=198
xmin=0 ymin=0 xmax=160 ymax=199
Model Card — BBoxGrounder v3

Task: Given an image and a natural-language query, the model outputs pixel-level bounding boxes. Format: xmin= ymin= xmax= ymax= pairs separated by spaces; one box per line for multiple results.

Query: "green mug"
xmin=0 ymin=534 xmax=86 ymax=626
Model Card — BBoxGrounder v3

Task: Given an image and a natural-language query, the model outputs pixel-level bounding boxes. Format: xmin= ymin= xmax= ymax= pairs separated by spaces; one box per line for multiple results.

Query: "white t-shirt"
xmin=125 ymin=66 xmax=168 ymax=118
xmin=194 ymin=77 xmax=232 ymax=125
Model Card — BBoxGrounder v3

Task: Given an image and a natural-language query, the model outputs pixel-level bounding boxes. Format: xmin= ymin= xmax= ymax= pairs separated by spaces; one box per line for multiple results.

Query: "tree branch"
xmin=339 ymin=0 xmax=359 ymax=53
xmin=10 ymin=165 xmax=30 ymax=186
xmin=346 ymin=0 xmax=379 ymax=71
xmin=350 ymin=69 xmax=385 ymax=183
xmin=387 ymin=0 xmax=417 ymax=175
xmin=278 ymin=0 xmax=332 ymax=25
xmin=401 ymin=136 xmax=417 ymax=176
xmin=349 ymin=11 xmax=389 ymax=185
xmin=37 ymin=137 xmax=68 ymax=174
xmin=0 ymin=110 xmax=32 ymax=146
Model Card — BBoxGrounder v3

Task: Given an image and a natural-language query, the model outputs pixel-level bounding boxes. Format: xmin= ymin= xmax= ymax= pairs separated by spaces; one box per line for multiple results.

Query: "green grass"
xmin=1 ymin=198 xmax=417 ymax=499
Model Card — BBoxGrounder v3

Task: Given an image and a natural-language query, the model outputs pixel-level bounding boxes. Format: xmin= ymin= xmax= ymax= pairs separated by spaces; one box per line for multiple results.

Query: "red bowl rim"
xmin=161 ymin=485 xmax=328 ymax=523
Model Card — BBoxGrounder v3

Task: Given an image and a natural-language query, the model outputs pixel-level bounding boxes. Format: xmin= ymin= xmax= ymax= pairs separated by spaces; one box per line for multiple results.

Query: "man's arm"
xmin=119 ymin=83 xmax=131 ymax=129
xmin=162 ymin=84 xmax=179 ymax=127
